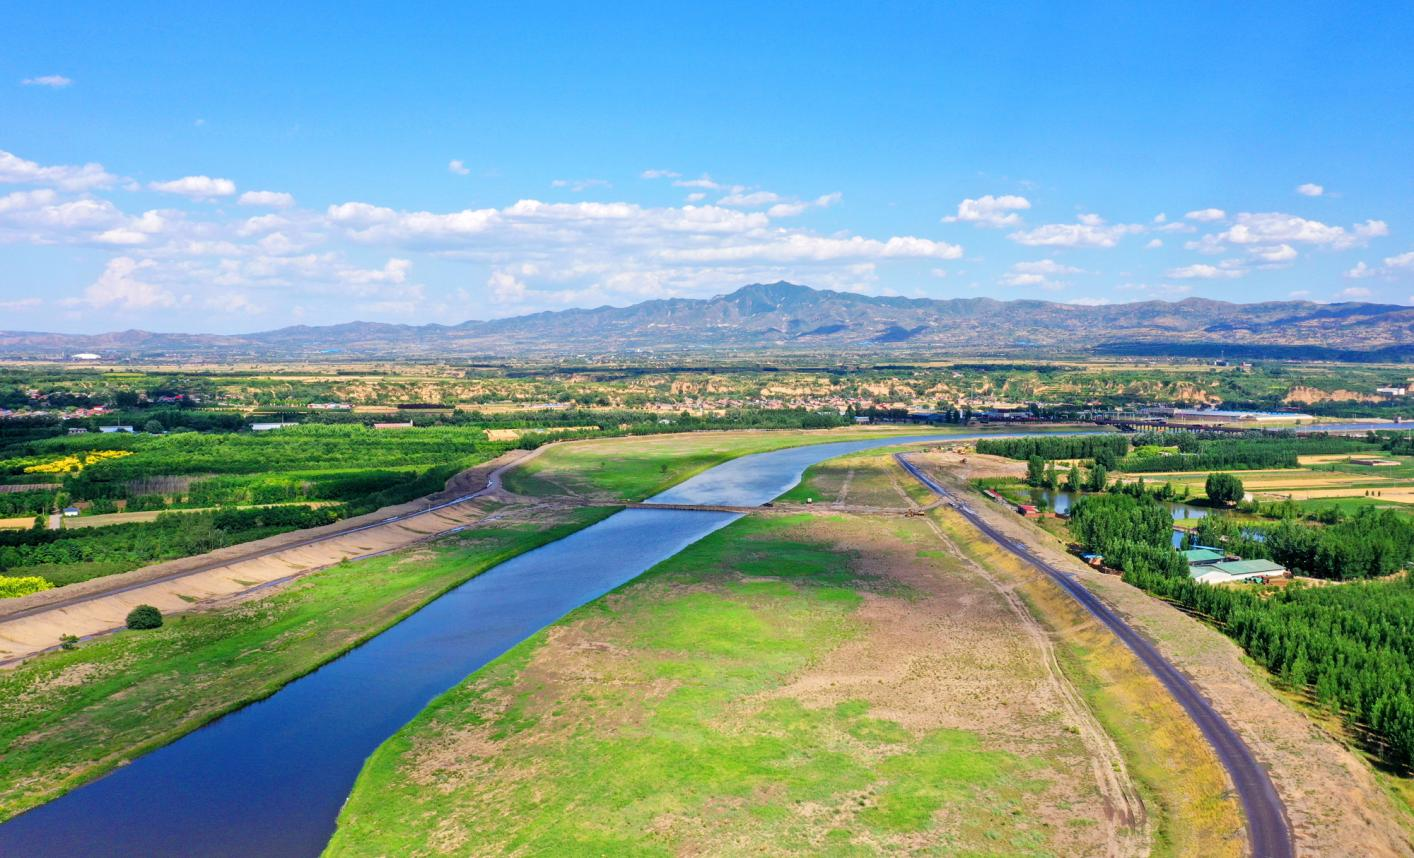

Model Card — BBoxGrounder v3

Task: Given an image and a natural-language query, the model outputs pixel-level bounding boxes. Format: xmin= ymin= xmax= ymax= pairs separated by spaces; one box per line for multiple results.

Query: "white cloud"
xmin=338 ymin=258 xmax=411 ymax=285
xmin=766 ymin=202 xmax=808 ymax=218
xmin=1145 ymin=238 xmax=1163 ymax=249
xmin=673 ymin=175 xmax=721 ymax=190
xmin=205 ymin=292 xmax=262 ymax=314
xmin=660 ymin=234 xmax=963 ymax=263
xmin=1218 ymin=212 xmax=1385 ymax=250
xmin=238 ymin=190 xmax=295 ymax=208
xmin=1289 ymin=290 xmax=1311 ymax=299
xmin=943 ymin=194 xmax=1031 ymax=228
xmin=764 ymin=193 xmax=840 ymax=218
xmin=149 ymin=175 xmax=236 ymax=199
xmin=0 ymin=150 xmax=118 ymax=191
xmin=1011 ymin=258 xmax=1081 ymax=275
xmin=1185 ymin=208 xmax=1226 ymax=222
xmin=1386 ymin=251 xmax=1414 ymax=271
xmin=1346 ymin=250 xmax=1414 ymax=279
xmin=76 ymin=257 xmax=179 ymax=309
xmin=1167 ymin=262 xmax=1245 ymax=279
xmin=1248 ymin=243 xmax=1297 ymax=263
xmin=1296 ymin=183 xmax=1324 ymax=197
xmin=718 ymin=190 xmax=781 ymax=207
xmin=1008 ymin=215 xmax=1142 ymax=248
xmin=0 ymin=188 xmax=57 ymax=213
xmin=448 ymin=160 xmax=470 ymax=176
xmin=1066 ymin=296 xmax=1112 ymax=306
xmin=551 ymin=178 xmax=611 ymax=192
xmin=0 ymin=297 xmax=41 ymax=311
xmin=21 ymin=75 xmax=72 ymax=88
xmin=1356 ymin=220 xmax=1390 ymax=239
xmin=1336 ymin=286 xmax=1372 ymax=300
xmin=640 ymin=169 xmax=681 ymax=179
xmin=1000 ymin=258 xmax=1080 ymax=288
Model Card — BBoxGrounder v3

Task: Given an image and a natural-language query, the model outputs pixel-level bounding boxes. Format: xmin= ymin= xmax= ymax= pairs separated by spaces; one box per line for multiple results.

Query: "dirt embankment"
xmin=0 ymin=449 xmax=540 ymax=664
xmin=1284 ymin=386 xmax=1382 ymax=405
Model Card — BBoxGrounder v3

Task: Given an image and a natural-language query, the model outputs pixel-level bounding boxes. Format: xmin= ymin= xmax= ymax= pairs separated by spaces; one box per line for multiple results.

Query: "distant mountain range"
xmin=4 ymin=282 xmax=1412 ymax=361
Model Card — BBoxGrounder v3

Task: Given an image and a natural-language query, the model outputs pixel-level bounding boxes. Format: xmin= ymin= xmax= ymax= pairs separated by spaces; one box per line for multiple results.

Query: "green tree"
xmin=143 ymin=419 xmax=164 ymax=434
xmin=1025 ymin=455 xmax=1045 ymax=487
xmin=1086 ymin=464 xmax=1108 ymax=493
xmin=1205 ymin=472 xmax=1245 ymax=506
xmin=1065 ymin=465 xmax=1081 ymax=492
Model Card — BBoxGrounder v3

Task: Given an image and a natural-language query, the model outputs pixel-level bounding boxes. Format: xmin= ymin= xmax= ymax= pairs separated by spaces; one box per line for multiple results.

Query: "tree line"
xmin=1191 ymin=510 xmax=1414 ymax=580
xmin=975 ymin=434 xmax=1130 ymax=463
xmin=1122 ymin=565 xmax=1414 ymax=769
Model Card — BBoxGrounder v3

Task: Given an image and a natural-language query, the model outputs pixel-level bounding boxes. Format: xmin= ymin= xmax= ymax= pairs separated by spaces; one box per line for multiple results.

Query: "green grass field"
xmin=327 ymin=513 xmax=1096 ymax=856
xmin=503 ymin=427 xmax=966 ymax=501
xmin=0 ymin=506 xmax=613 ymax=822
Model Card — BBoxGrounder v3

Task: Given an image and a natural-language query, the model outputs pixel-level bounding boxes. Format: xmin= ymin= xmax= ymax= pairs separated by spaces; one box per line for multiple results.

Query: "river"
xmin=0 ymin=432 xmax=1016 ymax=857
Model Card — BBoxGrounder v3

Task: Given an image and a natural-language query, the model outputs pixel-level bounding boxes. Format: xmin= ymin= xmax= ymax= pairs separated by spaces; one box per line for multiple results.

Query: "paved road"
xmin=896 ymin=453 xmax=1294 ymax=858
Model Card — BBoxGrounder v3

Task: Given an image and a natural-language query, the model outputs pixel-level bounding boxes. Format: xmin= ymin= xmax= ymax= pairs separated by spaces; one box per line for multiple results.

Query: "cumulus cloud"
xmin=943 ymin=194 xmax=1031 ymax=228
xmin=448 ymin=160 xmax=470 ymax=176
xmin=1217 ymin=212 xmax=1386 ymax=250
xmin=1145 ymin=238 xmax=1163 ymax=249
xmin=238 ymin=190 xmax=295 ymax=208
xmin=640 ymin=169 xmax=681 ymax=180
xmin=0 ymin=297 xmax=42 ymax=311
xmin=74 ymin=257 xmax=179 ymax=309
xmin=21 ymin=75 xmax=72 ymax=88
xmin=1248 ymin=243 xmax=1298 ymax=263
xmin=1167 ymin=262 xmax=1245 ymax=279
xmin=1296 ymin=183 xmax=1324 ymax=197
xmin=1387 ymin=251 xmax=1414 ymax=271
xmin=1008 ymin=214 xmax=1143 ymax=248
xmin=0 ymin=150 xmax=118 ymax=191
xmin=1336 ymin=286 xmax=1372 ymax=300
xmin=1185 ymin=208 xmax=1226 ymax=222
xmin=149 ymin=175 xmax=236 ymax=199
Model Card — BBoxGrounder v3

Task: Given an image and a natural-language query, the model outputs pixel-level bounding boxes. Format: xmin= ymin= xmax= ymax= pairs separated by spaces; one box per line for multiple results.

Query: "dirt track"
xmin=0 ymin=448 xmax=542 ymax=665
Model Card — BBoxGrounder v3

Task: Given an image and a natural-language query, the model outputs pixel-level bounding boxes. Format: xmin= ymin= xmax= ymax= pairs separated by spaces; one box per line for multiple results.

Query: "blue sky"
xmin=3 ymin=1 xmax=1412 ymax=333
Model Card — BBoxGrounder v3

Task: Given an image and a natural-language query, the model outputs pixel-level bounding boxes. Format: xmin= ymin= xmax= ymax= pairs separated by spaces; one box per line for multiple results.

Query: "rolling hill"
xmin=3 ymin=282 xmax=1411 ymax=360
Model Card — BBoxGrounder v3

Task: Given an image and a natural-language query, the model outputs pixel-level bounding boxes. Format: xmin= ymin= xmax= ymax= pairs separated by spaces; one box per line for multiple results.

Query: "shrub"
xmin=0 ymin=575 xmax=54 ymax=598
xmin=125 ymin=604 xmax=163 ymax=630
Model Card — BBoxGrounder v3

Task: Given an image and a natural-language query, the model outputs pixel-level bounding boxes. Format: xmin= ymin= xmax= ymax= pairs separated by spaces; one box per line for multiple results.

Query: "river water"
xmin=0 ymin=432 xmax=1007 ymax=857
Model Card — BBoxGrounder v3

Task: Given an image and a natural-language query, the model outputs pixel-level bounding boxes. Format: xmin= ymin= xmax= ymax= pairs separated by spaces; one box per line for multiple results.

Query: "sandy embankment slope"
xmin=0 ymin=448 xmax=542 ymax=665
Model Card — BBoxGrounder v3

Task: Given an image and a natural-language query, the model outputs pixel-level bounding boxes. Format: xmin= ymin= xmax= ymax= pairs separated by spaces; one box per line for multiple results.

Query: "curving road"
xmin=895 ymin=453 xmax=1294 ymax=858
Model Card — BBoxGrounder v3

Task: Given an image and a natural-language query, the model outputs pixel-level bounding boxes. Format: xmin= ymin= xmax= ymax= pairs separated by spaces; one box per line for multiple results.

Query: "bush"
xmin=0 ymin=575 xmax=53 ymax=598
xmin=125 ymin=604 xmax=163 ymax=630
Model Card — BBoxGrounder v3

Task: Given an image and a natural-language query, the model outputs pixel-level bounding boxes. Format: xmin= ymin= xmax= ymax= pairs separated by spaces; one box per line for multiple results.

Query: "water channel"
xmin=0 ymin=432 xmax=1021 ymax=857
